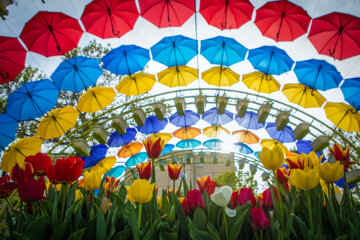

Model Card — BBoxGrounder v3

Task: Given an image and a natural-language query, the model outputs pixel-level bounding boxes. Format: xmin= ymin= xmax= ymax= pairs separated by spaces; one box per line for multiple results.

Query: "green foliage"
xmin=213 ymin=170 xmax=259 ymax=193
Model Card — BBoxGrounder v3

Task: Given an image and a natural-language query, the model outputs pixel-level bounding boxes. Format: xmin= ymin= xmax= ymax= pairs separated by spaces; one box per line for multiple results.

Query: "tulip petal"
xmin=225 ymin=207 xmax=237 ymax=217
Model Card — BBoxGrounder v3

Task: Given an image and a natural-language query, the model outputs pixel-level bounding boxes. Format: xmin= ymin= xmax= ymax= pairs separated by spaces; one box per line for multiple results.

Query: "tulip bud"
xmin=169 ymin=205 xmax=176 ymax=222
xmin=100 ymin=197 xmax=109 ymax=214
xmin=250 ymin=207 xmax=270 ymax=230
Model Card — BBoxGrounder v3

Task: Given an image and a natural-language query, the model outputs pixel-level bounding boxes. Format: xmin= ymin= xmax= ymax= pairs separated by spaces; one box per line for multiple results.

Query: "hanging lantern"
xmin=275 ymin=112 xmax=290 ymax=130
xmin=311 ymin=135 xmax=330 ymax=152
xmin=261 ymin=172 xmax=270 ymax=181
xmin=72 ymin=139 xmax=91 ymax=157
xmin=154 ymin=102 xmax=166 ymax=120
xmin=249 ymin=164 xmax=257 ymax=175
xmin=293 ymin=122 xmax=310 ymax=140
xmin=112 ymin=116 xmax=127 ymax=134
xmin=174 ymin=97 xmax=186 ymax=115
xmin=257 ymin=103 xmax=272 ymax=123
xmin=133 ymin=108 xmax=146 ymax=126
xmin=236 ymin=99 xmax=249 ymax=118
xmin=93 ymin=125 xmax=108 ymax=144
xmin=195 ymin=95 xmax=206 ymax=114
xmin=216 ymin=96 xmax=228 ymax=114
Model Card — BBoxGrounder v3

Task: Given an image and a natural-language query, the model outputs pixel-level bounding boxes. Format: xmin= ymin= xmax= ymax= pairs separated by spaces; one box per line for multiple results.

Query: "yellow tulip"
xmin=300 ymin=152 xmax=322 ymax=170
xmin=127 ymin=179 xmax=155 ymax=203
xmin=319 ymin=161 xmax=344 ymax=183
xmin=157 ymin=196 xmax=162 ymax=211
xmin=259 ymin=146 xmax=284 ymax=171
xmin=84 ymin=170 xmax=103 ymax=191
xmin=290 ymin=168 xmax=320 ymax=190
xmin=125 ymin=186 xmax=135 ymax=203
xmin=75 ymin=189 xmax=83 ymax=201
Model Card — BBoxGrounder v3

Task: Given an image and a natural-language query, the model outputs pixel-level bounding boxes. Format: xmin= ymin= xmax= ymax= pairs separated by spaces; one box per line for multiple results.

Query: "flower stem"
xmin=223 ymin=207 xmax=229 ymax=240
xmin=151 ymin=159 xmax=156 ymax=184
xmin=138 ymin=203 xmax=142 ymax=231
xmin=273 ymin=170 xmax=284 ymax=229
xmin=306 ymin=190 xmax=313 ymax=233
xmin=5 ymin=198 xmax=14 ymax=211
xmin=260 ymin=230 xmax=263 ymax=240
xmin=60 ymin=183 xmax=68 ymax=223
xmin=173 ymin=180 xmax=176 ymax=194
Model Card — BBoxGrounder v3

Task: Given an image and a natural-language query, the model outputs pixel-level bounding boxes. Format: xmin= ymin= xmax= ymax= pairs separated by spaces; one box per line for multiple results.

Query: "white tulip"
xmin=210 ymin=186 xmax=237 ymax=217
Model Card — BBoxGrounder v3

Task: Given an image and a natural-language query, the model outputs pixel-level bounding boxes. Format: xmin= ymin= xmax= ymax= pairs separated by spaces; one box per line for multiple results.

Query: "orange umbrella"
xmin=232 ymin=130 xmax=259 ymax=144
xmin=203 ymin=125 xmax=230 ymax=138
xmin=173 ymin=127 xmax=201 ymax=140
xmin=117 ymin=142 xmax=143 ymax=158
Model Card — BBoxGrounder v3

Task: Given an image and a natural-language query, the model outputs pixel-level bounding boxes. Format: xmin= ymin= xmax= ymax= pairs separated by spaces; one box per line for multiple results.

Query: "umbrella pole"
xmin=328 ymin=30 xmax=342 ymax=57
xmin=105 ymin=2 xmax=120 ymax=36
xmin=54 ymin=117 xmax=74 ymax=144
xmin=48 ymin=25 xmax=62 ymax=53
xmin=220 ymin=0 xmax=229 ymax=29
xmin=0 ymin=72 xmax=9 ymax=79
xmin=311 ymin=66 xmax=322 ymax=93
xmin=14 ymin=147 xmax=27 ymax=158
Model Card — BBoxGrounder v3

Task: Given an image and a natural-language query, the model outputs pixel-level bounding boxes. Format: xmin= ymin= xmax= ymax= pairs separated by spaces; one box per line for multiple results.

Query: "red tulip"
xmin=0 ymin=175 xmax=16 ymax=197
xmin=230 ymin=190 xmax=239 ymax=209
xmin=262 ymin=187 xmax=278 ymax=209
xmin=197 ymin=176 xmax=211 ymax=192
xmin=179 ymin=197 xmax=190 ymax=215
xmin=25 ymin=152 xmax=53 ymax=176
xmin=238 ymin=188 xmax=256 ymax=207
xmin=168 ymin=164 xmax=182 ymax=180
xmin=329 ymin=143 xmax=356 ymax=170
xmin=104 ymin=176 xmax=120 ymax=197
xmin=257 ymin=195 xmax=264 ymax=207
xmin=46 ymin=156 xmax=85 ymax=184
xmin=11 ymin=162 xmax=33 ymax=183
xmin=136 ymin=161 xmax=152 ymax=180
xmin=286 ymin=152 xmax=304 ymax=170
xmin=276 ymin=167 xmax=289 ymax=184
xmin=250 ymin=207 xmax=270 ymax=230
xmin=17 ymin=176 xmax=45 ymax=202
xmin=143 ymin=136 xmax=165 ymax=159
xmin=206 ymin=180 xmax=217 ymax=196
xmin=187 ymin=189 xmax=205 ymax=210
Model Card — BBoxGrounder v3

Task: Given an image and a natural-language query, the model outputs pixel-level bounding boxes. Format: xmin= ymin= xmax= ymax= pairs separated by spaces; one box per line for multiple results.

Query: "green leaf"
xmin=270 ymin=220 xmax=280 ymax=240
xmin=51 ymin=191 xmax=59 ymax=228
xmin=25 ymin=216 xmax=50 ymax=240
xmin=161 ymin=189 xmax=170 ymax=215
xmin=168 ymin=192 xmax=189 ymax=240
xmin=96 ymin=205 xmax=107 ymax=240
xmin=111 ymin=228 xmax=132 ymax=240
xmin=13 ymin=231 xmax=31 ymax=240
xmin=49 ymin=203 xmax=76 ymax=240
xmin=143 ymin=218 xmax=161 ymax=240
xmin=293 ymin=215 xmax=314 ymax=240
xmin=207 ymin=223 xmax=221 ymax=240
xmin=208 ymin=202 xmax=221 ymax=228
xmin=192 ymin=208 xmax=207 ymax=231
xmin=130 ymin=205 xmax=140 ymax=240
xmin=68 ymin=228 xmax=86 ymax=240
xmin=189 ymin=225 xmax=210 ymax=239
xmin=182 ymin=177 xmax=189 ymax=195
xmin=229 ymin=207 xmax=248 ymax=240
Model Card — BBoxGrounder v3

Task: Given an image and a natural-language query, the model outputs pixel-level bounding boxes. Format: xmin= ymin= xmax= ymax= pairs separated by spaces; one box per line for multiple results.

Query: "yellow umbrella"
xmin=324 ymin=102 xmax=360 ymax=132
xmin=77 ymin=86 xmax=116 ymax=113
xmin=173 ymin=127 xmax=201 ymax=140
xmin=260 ymin=139 xmax=289 ymax=155
xmin=36 ymin=106 xmax=79 ymax=140
xmin=202 ymin=66 xmax=239 ymax=87
xmin=158 ymin=66 xmax=198 ymax=87
xmin=117 ymin=142 xmax=143 ymax=158
xmin=232 ymin=130 xmax=259 ymax=144
xmin=0 ymin=136 xmax=42 ymax=173
xmin=92 ymin=156 xmax=116 ymax=174
xmin=203 ymin=125 xmax=230 ymax=138
xmin=242 ymin=71 xmax=280 ymax=94
xmin=150 ymin=133 xmax=172 ymax=144
xmin=116 ymin=73 xmax=156 ymax=96
xmin=282 ymin=84 xmax=326 ymax=108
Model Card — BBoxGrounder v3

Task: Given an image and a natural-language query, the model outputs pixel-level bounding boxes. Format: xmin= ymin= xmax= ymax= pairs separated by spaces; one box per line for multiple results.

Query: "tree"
xmin=213 ymin=169 xmax=259 ymax=194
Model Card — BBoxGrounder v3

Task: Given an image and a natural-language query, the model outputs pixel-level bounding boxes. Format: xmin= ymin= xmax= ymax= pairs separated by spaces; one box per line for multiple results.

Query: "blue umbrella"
xmin=203 ymin=107 xmax=234 ymax=125
xmin=169 ymin=110 xmax=200 ymax=127
xmin=161 ymin=144 xmax=175 ymax=155
xmin=106 ymin=166 xmax=126 ymax=178
xmin=201 ymin=36 xmax=247 ymax=67
xmin=107 ymin=128 xmax=137 ymax=147
xmin=235 ymin=142 xmax=253 ymax=154
xmin=235 ymin=111 xmax=264 ymax=130
xmin=203 ymin=139 xmax=222 ymax=149
xmin=0 ymin=114 xmax=18 ymax=150
xmin=294 ymin=59 xmax=342 ymax=91
xmin=6 ymin=79 xmax=59 ymax=121
xmin=137 ymin=115 xmax=168 ymax=134
xmin=340 ymin=77 xmax=360 ymax=111
xmin=248 ymin=46 xmax=294 ymax=75
xmin=102 ymin=45 xmax=150 ymax=75
xmin=150 ymin=35 xmax=197 ymax=67
xmin=125 ymin=152 xmax=148 ymax=168
xmin=82 ymin=144 xmax=108 ymax=169
xmin=296 ymin=140 xmax=326 ymax=161
xmin=51 ymin=56 xmax=103 ymax=92
xmin=265 ymin=123 xmax=295 ymax=143
xmin=176 ymin=139 xmax=201 ymax=149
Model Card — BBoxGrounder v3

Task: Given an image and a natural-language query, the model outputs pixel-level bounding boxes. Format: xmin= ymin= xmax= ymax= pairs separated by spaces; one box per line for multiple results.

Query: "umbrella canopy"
xmin=235 ymin=142 xmax=253 ymax=154
xmin=102 ymin=45 xmax=150 ymax=75
xmin=203 ymin=138 xmax=223 ymax=149
xmin=91 ymin=156 xmax=116 ymax=174
xmin=232 ymin=130 xmax=259 ymax=144
xmin=51 ymin=56 xmax=103 ymax=92
xmin=308 ymin=12 xmax=360 ymax=60
xmin=294 ymin=59 xmax=342 ymax=91
xmin=161 ymin=144 xmax=175 ymax=155
xmin=200 ymin=0 xmax=253 ymax=30
xmin=115 ymin=73 xmax=156 ymax=96
xmin=201 ymin=36 xmax=247 ymax=66
xmin=203 ymin=107 xmax=234 ymax=125
xmin=0 ymin=136 xmax=42 ymax=173
xmin=235 ymin=111 xmax=264 ymax=130
xmin=254 ymin=0 xmax=311 ymax=42
xmin=151 ymin=35 xmax=197 ymax=67
xmin=106 ymin=166 xmax=126 ymax=178
xmin=6 ymin=79 xmax=59 ymax=121
xmin=202 ymin=66 xmax=240 ymax=87
xmin=203 ymin=125 xmax=230 ymax=138
xmin=176 ymin=139 xmax=201 ymax=149
xmin=324 ymin=102 xmax=360 ymax=132
xmin=82 ymin=144 xmax=108 ymax=169
xmin=242 ymin=71 xmax=280 ymax=94
xmin=118 ymin=142 xmax=143 ymax=158
xmin=36 ymin=106 xmax=79 ymax=140
xmin=139 ymin=0 xmax=195 ymax=28
xmin=137 ymin=115 xmax=168 ymax=134
xmin=107 ymin=127 xmax=137 ymax=147
xmin=20 ymin=11 xmax=83 ymax=57
xmin=150 ymin=133 xmax=172 ymax=144
xmin=260 ymin=139 xmax=289 ymax=155
xmin=77 ymin=86 xmax=116 ymax=113
xmin=0 ymin=114 xmax=18 ymax=150
xmin=296 ymin=140 xmax=325 ymax=160
xmin=265 ymin=122 xmax=295 ymax=143
xmin=173 ymin=127 xmax=201 ymax=140
xmin=0 ymin=36 xmax=27 ymax=84
xmin=248 ymin=46 xmax=294 ymax=75
xmin=158 ymin=66 xmax=198 ymax=87
xmin=125 ymin=152 xmax=147 ymax=167
xmin=81 ymin=0 xmax=139 ymax=39
xmin=169 ymin=110 xmax=200 ymax=127
xmin=282 ymin=84 xmax=326 ymax=108
xmin=341 ymin=78 xmax=360 ymax=111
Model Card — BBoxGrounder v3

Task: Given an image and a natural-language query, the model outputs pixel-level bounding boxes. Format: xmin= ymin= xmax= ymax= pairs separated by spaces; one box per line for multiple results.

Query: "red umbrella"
xmin=81 ymin=0 xmax=139 ymax=39
xmin=20 ymin=11 xmax=83 ymax=57
xmin=139 ymin=0 xmax=195 ymax=28
xmin=255 ymin=0 xmax=311 ymax=42
xmin=0 ymin=37 xmax=27 ymax=84
xmin=200 ymin=0 xmax=253 ymax=30
xmin=308 ymin=12 xmax=360 ymax=60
